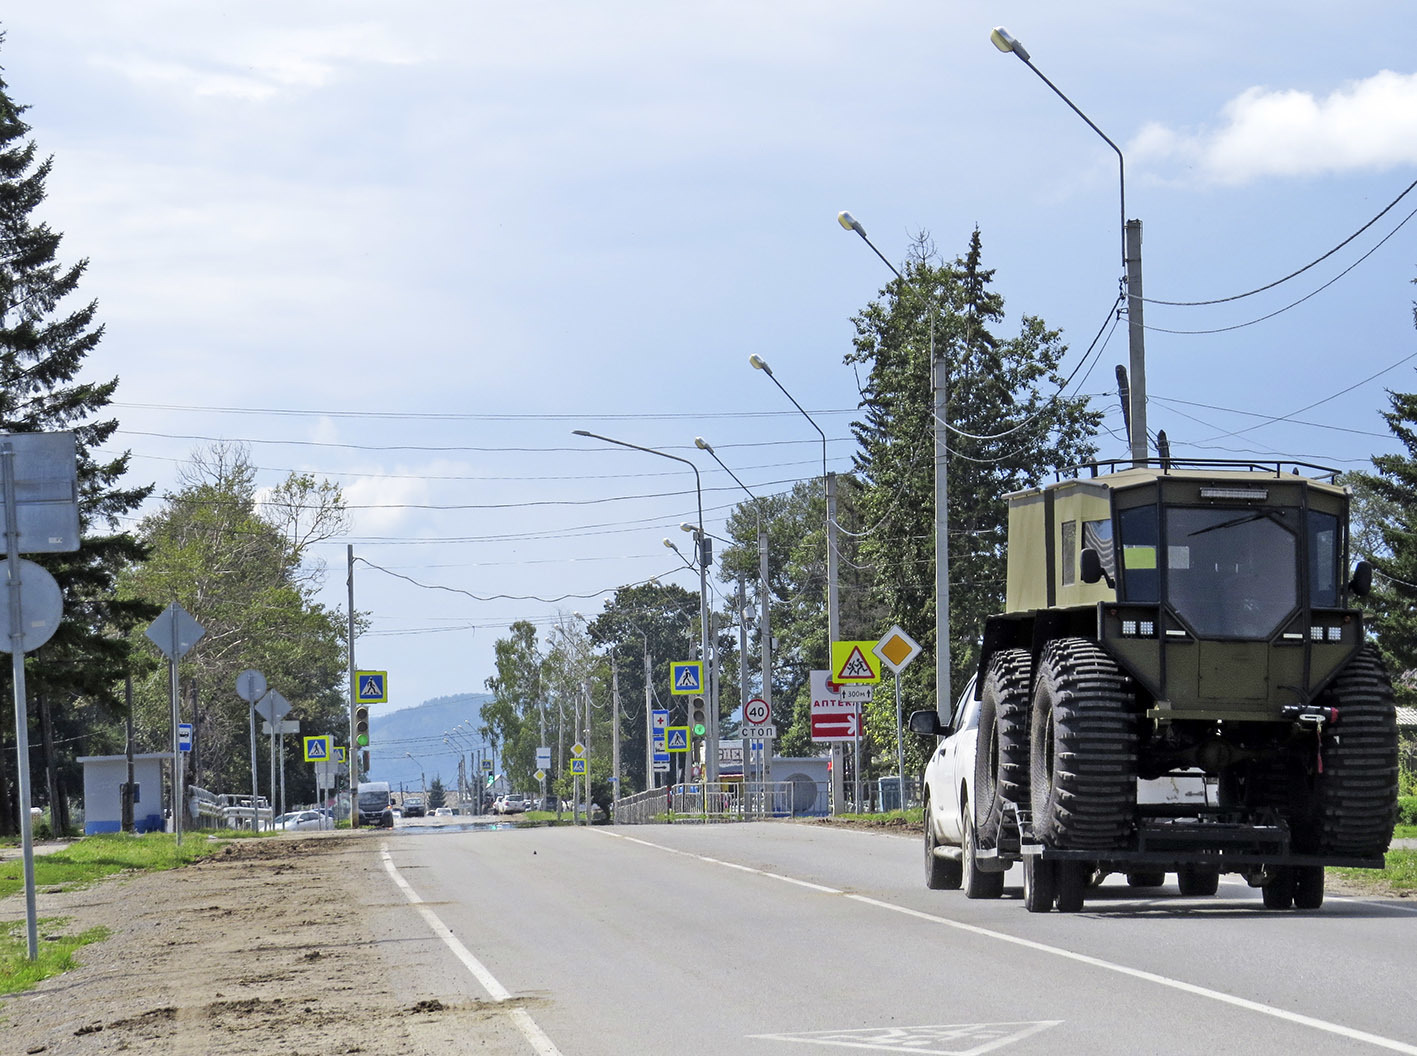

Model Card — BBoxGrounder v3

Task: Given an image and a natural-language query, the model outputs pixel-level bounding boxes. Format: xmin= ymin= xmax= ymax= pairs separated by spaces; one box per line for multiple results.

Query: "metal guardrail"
xmin=614 ymin=782 xmax=804 ymax=824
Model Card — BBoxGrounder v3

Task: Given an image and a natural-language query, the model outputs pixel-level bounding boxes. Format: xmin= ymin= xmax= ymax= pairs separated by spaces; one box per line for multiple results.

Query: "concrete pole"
xmin=934 ymin=312 xmax=953 ymax=727
xmin=643 ymin=641 xmax=654 ymax=791
xmin=759 ymin=523 xmax=773 ymax=787
xmin=612 ymin=665 xmax=621 ymax=813
xmin=827 ymin=471 xmax=844 ymax=814
xmin=347 ymin=546 xmax=359 ymax=794
xmin=737 ymin=571 xmax=748 ymax=784
xmin=1125 ymin=219 xmax=1149 ymax=466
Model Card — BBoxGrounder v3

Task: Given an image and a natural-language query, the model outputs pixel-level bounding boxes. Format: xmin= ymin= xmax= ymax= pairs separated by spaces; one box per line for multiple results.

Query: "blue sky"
xmin=6 ymin=2 xmax=1416 ymax=741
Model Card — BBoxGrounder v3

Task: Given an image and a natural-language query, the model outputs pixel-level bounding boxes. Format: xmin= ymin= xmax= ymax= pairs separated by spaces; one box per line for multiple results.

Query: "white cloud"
xmin=1130 ymin=70 xmax=1417 ymax=184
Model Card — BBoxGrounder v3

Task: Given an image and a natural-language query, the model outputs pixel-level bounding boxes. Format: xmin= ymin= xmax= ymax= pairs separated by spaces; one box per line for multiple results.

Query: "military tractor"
xmin=914 ymin=459 xmax=1398 ymax=912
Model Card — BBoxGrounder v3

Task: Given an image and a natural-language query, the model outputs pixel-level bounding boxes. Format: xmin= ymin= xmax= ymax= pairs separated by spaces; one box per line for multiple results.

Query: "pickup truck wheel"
xmin=1316 ymin=645 xmax=1399 ymax=857
xmin=1292 ymin=865 xmax=1325 ymax=910
xmin=1261 ymin=867 xmax=1295 ymax=909
xmin=924 ymin=800 xmax=962 ymax=890
xmin=974 ymin=649 xmax=1033 ymax=846
xmin=962 ymin=809 xmax=1004 ymax=899
xmin=1055 ymin=860 xmax=1088 ymax=912
xmin=1177 ymin=865 xmax=1220 ymax=896
xmin=1023 ymin=855 xmax=1056 ymax=912
xmin=1030 ymin=638 xmax=1138 ymax=850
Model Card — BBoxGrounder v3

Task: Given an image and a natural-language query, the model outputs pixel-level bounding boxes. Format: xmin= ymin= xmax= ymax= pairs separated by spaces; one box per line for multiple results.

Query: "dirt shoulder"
xmin=0 ymin=831 xmax=525 ymax=1056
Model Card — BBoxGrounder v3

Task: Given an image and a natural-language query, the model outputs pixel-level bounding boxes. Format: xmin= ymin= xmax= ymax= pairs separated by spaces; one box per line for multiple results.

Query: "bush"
xmin=1398 ymin=796 xmax=1417 ymax=827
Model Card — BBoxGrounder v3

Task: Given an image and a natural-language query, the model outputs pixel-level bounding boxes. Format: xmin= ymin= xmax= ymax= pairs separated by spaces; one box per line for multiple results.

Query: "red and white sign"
xmin=810 ymin=670 xmax=859 ymax=743
xmin=744 ymin=697 xmax=771 ymax=725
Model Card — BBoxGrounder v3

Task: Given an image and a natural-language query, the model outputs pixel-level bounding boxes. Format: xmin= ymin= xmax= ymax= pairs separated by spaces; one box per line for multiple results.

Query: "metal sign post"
xmin=0 ymin=432 xmax=78 ymax=961
xmin=236 ymin=669 xmax=268 ymax=830
xmin=145 ymin=603 xmax=205 ymax=847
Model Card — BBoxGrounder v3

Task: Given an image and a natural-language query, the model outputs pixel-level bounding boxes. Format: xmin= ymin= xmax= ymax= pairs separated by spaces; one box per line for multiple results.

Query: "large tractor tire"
xmin=961 ymin=808 xmax=1005 ymax=900
xmin=1315 ymin=645 xmax=1399 ymax=857
xmin=974 ymin=649 xmax=1033 ymax=846
xmin=1022 ymin=855 xmax=1055 ymax=913
xmin=1029 ymin=638 xmax=1138 ymax=850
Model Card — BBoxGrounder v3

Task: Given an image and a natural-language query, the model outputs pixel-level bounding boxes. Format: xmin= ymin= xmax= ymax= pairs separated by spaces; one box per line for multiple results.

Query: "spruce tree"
xmin=0 ymin=41 xmax=155 ymax=832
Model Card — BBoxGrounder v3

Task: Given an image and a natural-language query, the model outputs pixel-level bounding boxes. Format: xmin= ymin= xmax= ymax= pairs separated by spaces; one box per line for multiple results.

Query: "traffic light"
xmin=690 ymin=696 xmax=707 ymax=737
xmin=354 ymin=705 xmax=370 ymax=747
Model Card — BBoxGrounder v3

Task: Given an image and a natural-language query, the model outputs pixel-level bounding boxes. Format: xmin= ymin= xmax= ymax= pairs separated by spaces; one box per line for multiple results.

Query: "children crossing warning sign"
xmin=830 ymin=641 xmax=881 ymax=683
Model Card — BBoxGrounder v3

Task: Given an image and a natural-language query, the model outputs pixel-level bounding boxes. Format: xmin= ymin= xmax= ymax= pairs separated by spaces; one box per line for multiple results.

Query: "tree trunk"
xmin=38 ymin=690 xmax=61 ymax=835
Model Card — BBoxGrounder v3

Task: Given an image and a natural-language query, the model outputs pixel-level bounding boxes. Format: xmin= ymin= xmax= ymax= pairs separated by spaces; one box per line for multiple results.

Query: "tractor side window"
xmin=1118 ymin=506 xmax=1159 ymax=601
xmin=1083 ymin=518 xmax=1115 ymax=581
xmin=1309 ymin=511 xmax=1339 ymax=608
xmin=1061 ymin=520 xmax=1077 ymax=586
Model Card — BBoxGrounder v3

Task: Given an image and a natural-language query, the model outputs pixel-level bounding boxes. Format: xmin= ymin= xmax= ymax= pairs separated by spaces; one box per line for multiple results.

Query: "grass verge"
xmin=0 ymin=917 xmax=110 ymax=996
xmin=1332 ymin=850 xmax=1417 ymax=897
xmin=0 ymin=833 xmax=223 ymax=901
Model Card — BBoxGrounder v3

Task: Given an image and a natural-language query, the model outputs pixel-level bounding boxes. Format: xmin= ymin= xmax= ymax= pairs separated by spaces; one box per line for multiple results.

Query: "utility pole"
xmin=346 ymin=545 xmax=359 ymax=792
xmin=643 ymin=641 xmax=653 ymax=791
xmin=611 ymin=665 xmax=621 ymax=815
xmin=827 ymin=471 xmax=843 ymax=812
xmin=1125 ymin=220 xmax=1149 ymax=465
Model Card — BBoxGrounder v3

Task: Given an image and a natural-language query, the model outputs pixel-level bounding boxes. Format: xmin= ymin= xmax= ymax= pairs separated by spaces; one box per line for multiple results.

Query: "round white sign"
xmin=744 ymin=697 xmax=770 ymax=725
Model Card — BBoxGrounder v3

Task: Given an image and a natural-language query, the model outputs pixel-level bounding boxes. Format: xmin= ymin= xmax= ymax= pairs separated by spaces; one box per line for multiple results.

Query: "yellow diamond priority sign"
xmin=873 ymin=624 xmax=922 ymax=675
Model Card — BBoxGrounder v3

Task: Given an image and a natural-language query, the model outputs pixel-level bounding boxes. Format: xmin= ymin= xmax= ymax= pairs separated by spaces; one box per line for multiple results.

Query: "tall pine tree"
xmin=0 ymin=41 xmax=155 ymax=833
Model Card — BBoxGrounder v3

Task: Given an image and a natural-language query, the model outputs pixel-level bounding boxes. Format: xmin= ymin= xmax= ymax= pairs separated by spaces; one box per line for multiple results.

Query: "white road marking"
xmin=750 ymin=1020 xmax=1062 ymax=1055
xmin=600 ymin=831 xmax=1417 ymax=1055
xmin=381 ymin=849 xmax=563 ymax=1056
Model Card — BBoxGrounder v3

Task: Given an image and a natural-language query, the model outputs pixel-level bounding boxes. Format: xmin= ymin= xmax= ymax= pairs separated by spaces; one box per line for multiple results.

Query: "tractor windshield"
xmin=1165 ymin=507 xmax=1297 ymax=638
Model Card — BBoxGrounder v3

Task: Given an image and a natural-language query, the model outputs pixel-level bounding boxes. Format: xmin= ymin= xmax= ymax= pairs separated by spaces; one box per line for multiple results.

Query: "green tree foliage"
xmin=481 ymin=619 xmax=545 ymax=793
xmin=119 ymin=444 xmax=349 ymax=798
xmin=427 ymin=775 xmax=446 ymax=809
xmin=586 ymin=581 xmax=698 ymax=790
xmin=0 ymin=46 xmax=154 ymax=833
xmin=846 ymin=230 xmax=1100 ymax=774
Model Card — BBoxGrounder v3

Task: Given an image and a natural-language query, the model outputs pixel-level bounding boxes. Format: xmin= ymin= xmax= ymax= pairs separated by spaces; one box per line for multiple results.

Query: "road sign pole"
xmin=169 ymin=649 xmax=183 ymax=847
xmin=895 ymin=670 xmax=905 ymax=812
xmin=2 ymin=445 xmax=38 ymax=959
xmin=347 ymin=545 xmax=359 ymax=796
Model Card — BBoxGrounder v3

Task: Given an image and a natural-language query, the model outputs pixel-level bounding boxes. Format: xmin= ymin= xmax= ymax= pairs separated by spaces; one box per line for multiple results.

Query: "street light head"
xmin=837 ymin=211 xmax=866 ymax=237
xmin=679 ymin=522 xmax=697 ymax=535
xmin=748 ymin=353 xmax=772 ymax=375
xmin=694 ymin=436 xmax=713 ymax=452
xmin=663 ymin=537 xmax=676 ymax=550
xmin=571 ymin=429 xmax=591 ymax=437
xmin=990 ymin=26 xmax=1029 ymax=61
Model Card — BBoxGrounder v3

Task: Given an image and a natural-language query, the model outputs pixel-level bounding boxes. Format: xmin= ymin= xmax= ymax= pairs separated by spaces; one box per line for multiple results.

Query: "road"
xmin=372 ymin=819 xmax=1417 ymax=1056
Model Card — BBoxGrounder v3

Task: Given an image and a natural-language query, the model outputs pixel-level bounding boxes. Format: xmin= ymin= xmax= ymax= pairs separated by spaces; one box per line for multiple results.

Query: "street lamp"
xmin=403 ymin=752 xmax=426 ymax=803
xmin=575 ymin=428 xmax=716 ymax=779
xmin=695 ymin=435 xmax=775 ymax=789
xmin=749 ymin=355 xmax=845 ymax=813
xmin=991 ymin=25 xmax=1148 ymax=465
xmin=837 ymin=210 xmax=953 ymax=796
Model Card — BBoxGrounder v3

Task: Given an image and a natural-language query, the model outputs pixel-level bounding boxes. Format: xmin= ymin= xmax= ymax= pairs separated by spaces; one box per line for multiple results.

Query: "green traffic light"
xmin=357 ymin=733 xmax=369 ymax=747
xmin=692 ymin=722 xmax=706 ymax=736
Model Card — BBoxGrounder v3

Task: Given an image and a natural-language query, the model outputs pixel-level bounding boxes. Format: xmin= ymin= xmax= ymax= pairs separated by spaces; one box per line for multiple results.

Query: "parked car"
xmin=402 ymin=795 xmax=426 ymax=818
xmin=497 ymin=793 xmax=529 ymax=814
xmin=274 ymin=809 xmax=325 ymax=832
xmin=432 ymin=807 xmax=453 ymax=817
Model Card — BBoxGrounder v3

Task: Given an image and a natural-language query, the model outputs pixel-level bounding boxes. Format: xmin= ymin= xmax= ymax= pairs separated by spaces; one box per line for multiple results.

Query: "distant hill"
xmin=365 ymin=692 xmax=493 ymax=793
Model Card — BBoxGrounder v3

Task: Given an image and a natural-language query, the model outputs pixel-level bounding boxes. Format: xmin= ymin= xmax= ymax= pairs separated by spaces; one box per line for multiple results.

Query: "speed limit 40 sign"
xmin=744 ymin=698 xmax=770 ymax=725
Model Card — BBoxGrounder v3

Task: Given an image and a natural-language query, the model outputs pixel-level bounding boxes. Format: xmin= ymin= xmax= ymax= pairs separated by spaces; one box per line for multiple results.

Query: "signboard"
xmin=334 ymin=746 xmax=347 ymax=764
xmin=177 ymin=723 xmax=193 ymax=753
xmin=146 ymin=602 xmax=205 ymax=661
xmin=570 ymin=758 xmax=587 ymax=775
xmin=653 ymin=760 xmax=671 ymax=773
xmin=536 ymin=746 xmax=552 ymax=769
xmin=810 ymin=670 xmax=860 ymax=742
xmin=262 ymin=720 xmax=300 ymax=735
xmin=874 ymin=624 xmax=923 ymax=675
xmin=303 ymin=735 xmax=332 ymax=762
xmin=740 ymin=723 xmax=777 ymax=740
xmin=651 ymin=709 xmax=669 ymax=730
xmin=669 ymin=661 xmax=703 ymax=695
xmin=0 ymin=431 xmax=80 ymax=553
xmin=534 ymin=768 xmax=546 ymax=782
xmin=665 ymin=726 xmax=690 ymax=752
xmin=838 ymin=684 xmax=873 ymax=702
xmin=254 ymin=690 xmax=291 ymax=724
xmin=744 ymin=698 xmax=770 ymax=725
xmin=355 ymin=671 xmax=388 ymax=704
xmin=830 ymin=641 xmax=881 ymax=683
xmin=571 ymin=742 xmax=585 ymax=757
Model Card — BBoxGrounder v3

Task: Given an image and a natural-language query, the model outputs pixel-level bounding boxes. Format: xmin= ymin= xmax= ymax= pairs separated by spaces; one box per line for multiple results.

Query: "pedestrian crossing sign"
xmin=669 ymin=661 xmax=703 ymax=696
xmin=303 ymin=735 xmax=332 ymax=762
xmin=570 ymin=758 xmax=587 ymax=775
xmin=665 ymin=726 xmax=689 ymax=752
xmin=355 ymin=670 xmax=388 ymax=703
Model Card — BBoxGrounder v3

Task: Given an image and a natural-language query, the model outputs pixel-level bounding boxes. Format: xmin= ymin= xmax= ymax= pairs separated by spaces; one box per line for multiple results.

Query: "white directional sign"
xmin=740 ymin=723 xmax=777 ymax=740
xmin=536 ymin=746 xmax=552 ymax=769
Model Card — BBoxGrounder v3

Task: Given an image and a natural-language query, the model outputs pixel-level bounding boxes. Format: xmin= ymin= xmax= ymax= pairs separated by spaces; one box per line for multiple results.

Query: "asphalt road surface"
xmin=371 ymin=819 xmax=1417 ymax=1056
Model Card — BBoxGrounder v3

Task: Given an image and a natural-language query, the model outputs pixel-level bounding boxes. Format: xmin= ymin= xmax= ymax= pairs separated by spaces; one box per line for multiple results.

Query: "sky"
xmin=5 ymin=2 xmax=1416 ymax=755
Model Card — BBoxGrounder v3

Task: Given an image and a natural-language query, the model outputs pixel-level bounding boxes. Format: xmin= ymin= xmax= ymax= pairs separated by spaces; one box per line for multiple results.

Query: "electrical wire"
xmin=1145 ymin=177 xmax=1417 ymax=307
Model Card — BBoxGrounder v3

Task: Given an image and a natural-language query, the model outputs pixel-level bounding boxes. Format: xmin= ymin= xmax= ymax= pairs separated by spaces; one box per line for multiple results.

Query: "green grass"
xmin=1393 ymin=824 xmax=1417 ymax=840
xmin=0 ymin=833 xmax=223 ymax=900
xmin=1332 ymin=850 xmax=1417 ymax=895
xmin=0 ymin=917 xmax=110 ymax=996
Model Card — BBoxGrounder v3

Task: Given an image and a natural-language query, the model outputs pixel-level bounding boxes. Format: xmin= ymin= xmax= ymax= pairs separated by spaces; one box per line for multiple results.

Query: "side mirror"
xmin=907 ymin=709 xmax=946 ymax=737
xmin=1080 ymin=547 xmax=1114 ymax=587
xmin=1349 ymin=559 xmax=1373 ymax=598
